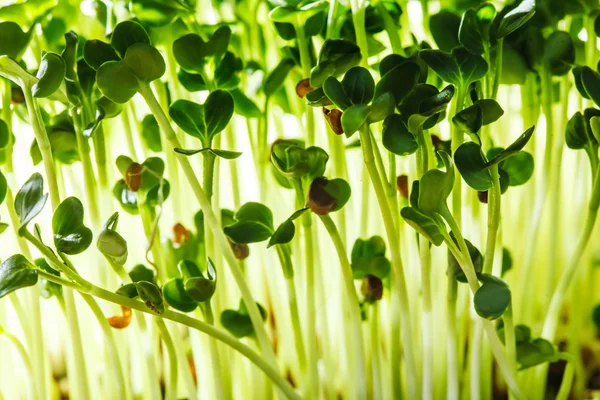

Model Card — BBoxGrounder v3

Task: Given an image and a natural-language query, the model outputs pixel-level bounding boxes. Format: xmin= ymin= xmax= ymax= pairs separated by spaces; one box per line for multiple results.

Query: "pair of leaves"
xmin=271 ymin=140 xmax=329 ymax=182
xmin=452 ymin=99 xmax=504 ymax=134
xmin=163 ymin=259 xmax=217 ymax=312
xmin=382 ymin=85 xmax=455 ymax=156
xmin=173 ymin=26 xmax=231 ymax=73
xmin=221 ymin=299 xmax=267 ymax=339
xmin=497 ymin=323 xmax=562 ymax=370
xmin=420 ymin=46 xmax=488 ymax=89
xmin=351 ymin=236 xmax=391 ymax=279
xmin=89 ymin=21 xmax=165 ymax=104
xmin=223 ymin=202 xmax=274 ymax=244
xmin=309 ymin=39 xmax=362 ymax=88
xmin=53 ymin=197 xmax=93 ymax=255
xmin=169 ymin=90 xmax=234 ymax=147
xmin=454 ymin=126 xmax=535 ymax=191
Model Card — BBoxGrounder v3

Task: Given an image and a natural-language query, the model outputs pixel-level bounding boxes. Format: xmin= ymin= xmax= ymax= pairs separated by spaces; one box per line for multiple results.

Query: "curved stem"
xmin=359 ymin=125 xmax=418 ymax=399
xmin=137 ymin=82 xmax=279 ymax=371
xmin=441 ymin=208 xmax=524 ymax=400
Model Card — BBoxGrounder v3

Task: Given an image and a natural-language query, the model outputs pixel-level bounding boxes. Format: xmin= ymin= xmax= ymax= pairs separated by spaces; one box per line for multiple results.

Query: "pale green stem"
xmin=80 ymin=294 xmax=129 ymax=400
xmin=359 ymin=125 xmax=418 ymax=399
xmin=155 ymin=319 xmax=178 ymax=400
xmin=318 ymin=214 xmax=366 ymax=400
xmin=21 ymin=84 xmax=60 ymax=210
xmin=504 ymin=302 xmax=518 ymax=400
xmin=294 ymin=23 xmax=316 ymax=146
xmin=137 ymin=82 xmax=279 ymax=371
xmin=441 ymin=209 xmax=524 ymax=400
xmin=35 ymin=269 xmax=301 ymax=400
xmin=0 ymin=330 xmax=34 ymax=400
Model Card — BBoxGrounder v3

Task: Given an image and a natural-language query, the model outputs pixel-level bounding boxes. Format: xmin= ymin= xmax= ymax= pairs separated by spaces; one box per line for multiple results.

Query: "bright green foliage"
xmin=14 ymin=173 xmax=48 ymax=234
xmin=351 ymin=236 xmax=391 ymax=279
xmin=0 ymin=254 xmax=38 ymax=299
xmin=474 ymin=274 xmax=511 ymax=320
xmin=268 ymin=208 xmax=308 ymax=248
xmin=221 ymin=299 xmax=268 ymax=338
xmin=223 ymin=202 xmax=274 ymax=244
xmin=52 ymin=197 xmax=93 ymax=255
xmin=97 ymin=213 xmax=128 ymax=266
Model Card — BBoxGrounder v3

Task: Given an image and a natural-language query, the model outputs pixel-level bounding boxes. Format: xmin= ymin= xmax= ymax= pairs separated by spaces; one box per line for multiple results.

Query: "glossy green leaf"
xmin=129 ymin=264 xmax=156 ymax=283
xmin=111 ymin=20 xmax=151 ymax=58
xmin=32 ymin=52 xmax=66 ymax=98
xmin=83 ymin=39 xmax=120 ymax=70
xmin=230 ymin=88 xmax=262 ymax=118
xmin=15 ymin=173 xmax=48 ymax=233
xmin=163 ymin=278 xmax=197 ymax=312
xmin=310 ymin=39 xmax=362 ymax=87
xmin=267 ymin=208 xmax=308 ymax=248
xmin=400 ymin=207 xmax=444 ymax=246
xmin=220 ymin=299 xmax=267 ymax=338
xmin=184 ymin=258 xmax=216 ymax=302
xmin=581 ymin=66 xmax=600 ymax=108
xmin=204 ymin=90 xmax=234 ymax=139
xmin=496 ymin=0 xmax=535 ymax=38
xmin=341 ymin=104 xmax=370 ymax=136
xmin=459 ymin=9 xmax=484 ymax=55
xmin=0 ymin=254 xmax=38 ymax=299
xmin=112 ymin=179 xmax=139 ymax=215
xmin=478 ymin=99 xmax=504 ymax=125
xmin=429 ymin=11 xmax=461 ymax=53
xmin=420 ymin=47 xmax=488 ymax=87
xmin=454 ymin=141 xmax=493 ymax=191
xmin=374 ymin=62 xmax=420 ymax=104
xmin=0 ymin=22 xmax=32 ymax=60
xmin=418 ymin=152 xmax=455 ymax=215
xmin=141 ymin=114 xmax=162 ymax=152
xmin=123 ymin=43 xmax=165 ymax=82
xmin=382 ymin=113 xmax=417 ymax=156
xmin=453 ymin=103 xmax=483 ymax=134
xmin=350 ymin=236 xmax=391 ymax=279
xmin=368 ymin=92 xmax=395 ymax=123
xmin=323 ymin=76 xmax=352 ymax=110
xmin=169 ymin=99 xmax=205 ymax=140
xmin=474 ymin=274 xmax=511 ymax=320
xmin=96 ymin=61 xmax=139 ymax=104
xmin=342 ymin=66 xmax=375 ymax=105
xmin=52 ymin=197 xmax=93 ymax=255
xmin=501 ymin=151 xmax=534 ymax=186
xmin=572 ymin=66 xmax=590 ymax=100
xmin=542 ymin=31 xmax=575 ymax=76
